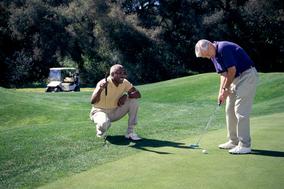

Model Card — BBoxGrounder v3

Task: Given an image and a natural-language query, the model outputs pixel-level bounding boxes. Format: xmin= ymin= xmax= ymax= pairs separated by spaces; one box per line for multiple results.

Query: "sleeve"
xmin=124 ymin=79 xmax=133 ymax=92
xmin=212 ymin=57 xmax=225 ymax=73
xmin=221 ymin=46 xmax=237 ymax=69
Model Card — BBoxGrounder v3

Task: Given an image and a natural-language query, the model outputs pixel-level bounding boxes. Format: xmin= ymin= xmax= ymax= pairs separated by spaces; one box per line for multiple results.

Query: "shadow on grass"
xmin=251 ymin=149 xmax=284 ymax=157
xmin=106 ymin=135 xmax=189 ymax=154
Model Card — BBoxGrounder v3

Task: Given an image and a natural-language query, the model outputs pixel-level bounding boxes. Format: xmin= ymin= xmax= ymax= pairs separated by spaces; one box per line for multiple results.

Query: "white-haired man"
xmin=90 ymin=64 xmax=142 ymax=140
xmin=195 ymin=39 xmax=258 ymax=154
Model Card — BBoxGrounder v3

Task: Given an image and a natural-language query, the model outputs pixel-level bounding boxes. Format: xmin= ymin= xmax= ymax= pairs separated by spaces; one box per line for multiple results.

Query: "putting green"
xmin=40 ymin=113 xmax=284 ymax=189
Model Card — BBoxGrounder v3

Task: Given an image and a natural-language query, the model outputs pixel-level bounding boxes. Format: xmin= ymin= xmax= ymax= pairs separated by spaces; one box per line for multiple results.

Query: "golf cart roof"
xmin=50 ymin=67 xmax=76 ymax=71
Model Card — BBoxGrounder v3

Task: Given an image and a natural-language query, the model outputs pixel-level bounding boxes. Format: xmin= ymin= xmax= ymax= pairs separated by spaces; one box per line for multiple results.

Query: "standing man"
xmin=90 ymin=64 xmax=142 ymax=140
xmin=195 ymin=39 xmax=258 ymax=154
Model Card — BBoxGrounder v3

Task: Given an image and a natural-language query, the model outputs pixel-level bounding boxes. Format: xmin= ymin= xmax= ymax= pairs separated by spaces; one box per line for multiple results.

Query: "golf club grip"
xmin=105 ymin=79 xmax=107 ymax=96
xmin=104 ymin=72 xmax=108 ymax=96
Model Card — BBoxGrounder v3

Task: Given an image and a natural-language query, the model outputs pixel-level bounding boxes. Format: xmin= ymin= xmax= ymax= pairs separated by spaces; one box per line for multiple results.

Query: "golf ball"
xmin=202 ymin=149 xmax=208 ymax=154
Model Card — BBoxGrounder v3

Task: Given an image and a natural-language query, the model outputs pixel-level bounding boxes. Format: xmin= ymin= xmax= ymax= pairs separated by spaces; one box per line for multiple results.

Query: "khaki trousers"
xmin=226 ymin=67 xmax=258 ymax=147
xmin=90 ymin=98 xmax=139 ymax=134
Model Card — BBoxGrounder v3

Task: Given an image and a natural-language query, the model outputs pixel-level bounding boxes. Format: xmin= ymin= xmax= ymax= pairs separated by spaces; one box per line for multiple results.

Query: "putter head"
xmin=188 ymin=144 xmax=199 ymax=149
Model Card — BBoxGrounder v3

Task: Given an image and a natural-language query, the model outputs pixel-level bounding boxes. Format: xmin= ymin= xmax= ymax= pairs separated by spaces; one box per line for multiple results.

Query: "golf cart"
xmin=45 ymin=67 xmax=80 ymax=92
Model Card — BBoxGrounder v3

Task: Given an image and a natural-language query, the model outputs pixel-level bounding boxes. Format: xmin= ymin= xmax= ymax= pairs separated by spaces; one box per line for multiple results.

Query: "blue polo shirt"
xmin=211 ymin=41 xmax=254 ymax=77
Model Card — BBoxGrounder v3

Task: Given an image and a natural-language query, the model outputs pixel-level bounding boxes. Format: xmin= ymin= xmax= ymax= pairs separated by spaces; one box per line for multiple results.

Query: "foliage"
xmin=240 ymin=0 xmax=284 ymax=71
xmin=4 ymin=50 xmax=33 ymax=87
xmin=0 ymin=0 xmax=283 ymax=87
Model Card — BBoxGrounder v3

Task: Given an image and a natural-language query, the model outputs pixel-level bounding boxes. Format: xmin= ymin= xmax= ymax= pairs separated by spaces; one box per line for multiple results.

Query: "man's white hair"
xmin=195 ymin=39 xmax=211 ymax=57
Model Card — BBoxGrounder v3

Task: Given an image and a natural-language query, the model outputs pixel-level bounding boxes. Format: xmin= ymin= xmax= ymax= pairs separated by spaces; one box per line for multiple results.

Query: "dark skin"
xmin=91 ymin=66 xmax=141 ymax=106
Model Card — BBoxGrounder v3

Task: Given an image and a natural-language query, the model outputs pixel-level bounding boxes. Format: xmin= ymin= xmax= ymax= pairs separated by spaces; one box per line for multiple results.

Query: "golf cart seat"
xmin=64 ymin=77 xmax=74 ymax=83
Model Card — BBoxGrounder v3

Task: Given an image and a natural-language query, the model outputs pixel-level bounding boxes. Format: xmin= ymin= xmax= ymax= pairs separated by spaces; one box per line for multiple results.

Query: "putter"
xmin=103 ymin=135 xmax=109 ymax=148
xmin=189 ymin=103 xmax=221 ymax=149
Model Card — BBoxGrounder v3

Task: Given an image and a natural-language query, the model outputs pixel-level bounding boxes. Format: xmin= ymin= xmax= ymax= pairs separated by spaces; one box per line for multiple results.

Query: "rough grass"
xmin=0 ymin=73 xmax=283 ymax=189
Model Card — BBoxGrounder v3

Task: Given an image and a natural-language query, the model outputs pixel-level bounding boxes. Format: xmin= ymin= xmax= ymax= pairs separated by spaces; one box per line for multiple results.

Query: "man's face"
xmin=112 ymin=67 xmax=127 ymax=84
xmin=200 ymin=50 xmax=213 ymax=59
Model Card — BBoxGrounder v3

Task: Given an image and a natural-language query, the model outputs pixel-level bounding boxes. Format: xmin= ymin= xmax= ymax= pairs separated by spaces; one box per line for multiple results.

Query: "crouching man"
xmin=90 ymin=64 xmax=142 ymax=141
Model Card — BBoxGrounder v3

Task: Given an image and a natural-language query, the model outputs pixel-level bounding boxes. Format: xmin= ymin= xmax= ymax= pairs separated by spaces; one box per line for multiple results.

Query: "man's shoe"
xmin=229 ymin=146 xmax=251 ymax=154
xmin=96 ymin=129 xmax=106 ymax=138
xmin=218 ymin=141 xmax=237 ymax=149
xmin=125 ymin=133 xmax=142 ymax=141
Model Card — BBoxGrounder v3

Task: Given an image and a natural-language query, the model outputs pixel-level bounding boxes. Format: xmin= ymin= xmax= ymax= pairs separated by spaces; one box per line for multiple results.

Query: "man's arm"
xmin=219 ymin=73 xmax=226 ymax=94
xmin=218 ymin=66 xmax=236 ymax=104
xmin=128 ymin=87 xmax=141 ymax=99
xmin=90 ymin=79 xmax=107 ymax=104
xmin=117 ymin=87 xmax=141 ymax=106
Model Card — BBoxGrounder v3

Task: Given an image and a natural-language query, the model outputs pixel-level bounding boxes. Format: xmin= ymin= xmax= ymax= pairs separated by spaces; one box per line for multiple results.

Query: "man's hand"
xmin=128 ymin=87 xmax=141 ymax=99
xmin=218 ymin=66 xmax=236 ymax=105
xmin=117 ymin=94 xmax=127 ymax=106
xmin=99 ymin=80 xmax=108 ymax=90
xmin=218 ymin=88 xmax=231 ymax=105
xmin=91 ymin=79 xmax=108 ymax=104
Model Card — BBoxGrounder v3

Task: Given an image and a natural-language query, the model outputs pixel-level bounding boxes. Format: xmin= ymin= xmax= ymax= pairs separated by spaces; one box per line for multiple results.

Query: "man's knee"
xmin=97 ymin=120 xmax=111 ymax=131
xmin=127 ymin=98 xmax=139 ymax=109
xmin=92 ymin=112 xmax=111 ymax=128
xmin=235 ymin=109 xmax=249 ymax=121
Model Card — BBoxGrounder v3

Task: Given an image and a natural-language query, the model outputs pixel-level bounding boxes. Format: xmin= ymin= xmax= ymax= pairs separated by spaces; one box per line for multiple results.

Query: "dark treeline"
xmin=0 ymin=0 xmax=283 ymax=87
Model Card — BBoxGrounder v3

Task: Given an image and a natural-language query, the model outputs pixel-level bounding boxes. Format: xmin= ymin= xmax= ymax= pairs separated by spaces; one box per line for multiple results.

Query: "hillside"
xmin=0 ymin=73 xmax=283 ymax=188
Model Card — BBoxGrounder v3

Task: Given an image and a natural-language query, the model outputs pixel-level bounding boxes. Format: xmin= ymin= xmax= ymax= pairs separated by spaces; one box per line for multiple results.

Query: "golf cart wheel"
xmin=45 ymin=87 xmax=53 ymax=92
xmin=74 ymin=86 xmax=80 ymax=92
xmin=54 ymin=87 xmax=62 ymax=92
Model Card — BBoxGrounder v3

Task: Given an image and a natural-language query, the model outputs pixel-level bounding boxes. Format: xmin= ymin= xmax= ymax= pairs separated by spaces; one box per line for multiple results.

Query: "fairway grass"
xmin=40 ymin=113 xmax=284 ymax=189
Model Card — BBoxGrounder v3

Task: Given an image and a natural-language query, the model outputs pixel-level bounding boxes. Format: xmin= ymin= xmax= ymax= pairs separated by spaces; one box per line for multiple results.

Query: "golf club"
xmin=103 ymin=135 xmax=109 ymax=148
xmin=102 ymin=71 xmax=109 ymax=148
xmin=189 ymin=103 xmax=221 ymax=149
xmin=105 ymin=72 xmax=108 ymax=96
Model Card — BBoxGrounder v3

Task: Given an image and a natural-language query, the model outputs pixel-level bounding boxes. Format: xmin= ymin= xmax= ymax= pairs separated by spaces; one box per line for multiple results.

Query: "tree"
xmin=4 ymin=0 xmax=72 ymax=85
xmin=0 ymin=0 xmax=283 ymax=87
xmin=240 ymin=0 xmax=284 ymax=71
